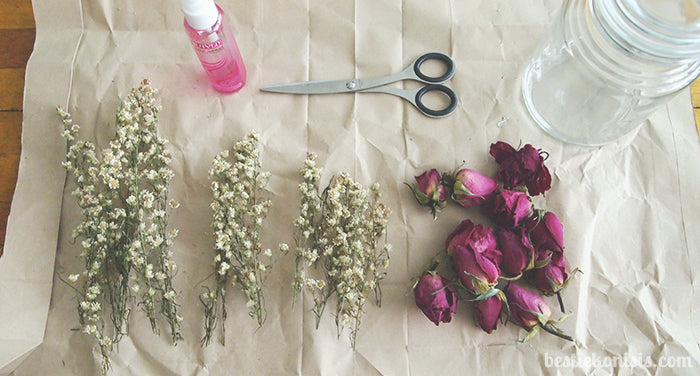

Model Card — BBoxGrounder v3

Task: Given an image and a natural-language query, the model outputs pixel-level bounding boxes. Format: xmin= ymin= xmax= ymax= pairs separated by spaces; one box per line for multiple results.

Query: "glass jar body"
xmin=522 ymin=0 xmax=700 ymax=146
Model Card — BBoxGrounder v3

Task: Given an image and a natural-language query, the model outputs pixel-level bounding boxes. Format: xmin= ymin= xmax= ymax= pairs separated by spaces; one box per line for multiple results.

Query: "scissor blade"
xmin=261 ymin=79 xmax=356 ymax=94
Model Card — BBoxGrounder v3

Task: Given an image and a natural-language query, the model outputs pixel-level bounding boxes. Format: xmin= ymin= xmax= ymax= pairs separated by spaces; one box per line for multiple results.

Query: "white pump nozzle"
xmin=181 ymin=0 xmax=218 ymax=30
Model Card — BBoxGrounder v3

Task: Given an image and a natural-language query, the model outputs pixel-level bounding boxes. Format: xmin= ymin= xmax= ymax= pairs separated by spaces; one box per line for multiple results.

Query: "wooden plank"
xmin=0 ymin=111 xmax=22 ymax=253
xmin=0 ymin=0 xmax=35 ymax=30
xmin=0 ymin=68 xmax=25 ymax=111
xmin=692 ymin=79 xmax=700 ymax=109
xmin=0 ymin=200 xmax=9 ymax=256
xmin=693 ymin=79 xmax=700 ymax=140
xmin=696 ymin=109 xmax=700 ymax=141
xmin=0 ymin=0 xmax=33 ymax=256
xmin=0 ymin=112 xmax=22 ymax=200
xmin=0 ymin=28 xmax=35 ymax=69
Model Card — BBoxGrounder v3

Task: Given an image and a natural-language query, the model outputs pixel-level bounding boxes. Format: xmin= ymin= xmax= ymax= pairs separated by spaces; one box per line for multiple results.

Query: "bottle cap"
xmin=181 ymin=0 xmax=218 ymax=30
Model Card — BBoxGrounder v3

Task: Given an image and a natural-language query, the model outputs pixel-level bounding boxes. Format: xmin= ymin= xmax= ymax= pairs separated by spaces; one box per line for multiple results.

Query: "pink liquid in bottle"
xmin=182 ymin=1 xmax=246 ymax=93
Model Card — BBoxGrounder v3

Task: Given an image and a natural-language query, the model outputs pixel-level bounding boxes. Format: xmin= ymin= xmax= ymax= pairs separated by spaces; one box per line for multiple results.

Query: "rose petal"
xmin=446 ymin=219 xmax=476 ymax=256
xmin=474 ymin=295 xmax=503 ymax=333
xmin=490 ymin=141 xmax=517 ymax=164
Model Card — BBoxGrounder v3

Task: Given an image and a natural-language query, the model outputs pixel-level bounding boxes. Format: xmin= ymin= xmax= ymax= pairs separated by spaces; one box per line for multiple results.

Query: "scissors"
xmin=261 ymin=52 xmax=458 ymax=118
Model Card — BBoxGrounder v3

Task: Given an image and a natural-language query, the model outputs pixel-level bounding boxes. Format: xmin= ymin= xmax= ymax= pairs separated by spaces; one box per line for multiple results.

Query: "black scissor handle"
xmin=413 ymin=52 xmax=455 ymax=83
xmin=415 ymin=84 xmax=458 ymax=118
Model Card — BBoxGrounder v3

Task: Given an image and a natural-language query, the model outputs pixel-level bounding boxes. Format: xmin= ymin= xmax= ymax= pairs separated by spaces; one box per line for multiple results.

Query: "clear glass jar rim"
xmin=606 ymin=0 xmax=700 ymax=57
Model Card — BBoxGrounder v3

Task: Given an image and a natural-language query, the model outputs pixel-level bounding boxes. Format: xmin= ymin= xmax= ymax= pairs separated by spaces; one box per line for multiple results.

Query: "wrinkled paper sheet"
xmin=1 ymin=0 xmax=699 ymax=374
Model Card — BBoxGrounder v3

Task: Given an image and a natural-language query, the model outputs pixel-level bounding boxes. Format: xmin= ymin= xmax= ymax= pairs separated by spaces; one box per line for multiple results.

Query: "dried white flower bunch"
xmin=293 ymin=153 xmax=391 ymax=348
xmin=58 ymin=79 xmax=182 ymax=372
xmin=201 ymin=132 xmax=288 ymax=346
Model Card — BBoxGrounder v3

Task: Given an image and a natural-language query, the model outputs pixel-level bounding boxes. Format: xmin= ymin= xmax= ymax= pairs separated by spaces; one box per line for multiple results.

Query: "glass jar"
xmin=522 ymin=0 xmax=700 ymax=146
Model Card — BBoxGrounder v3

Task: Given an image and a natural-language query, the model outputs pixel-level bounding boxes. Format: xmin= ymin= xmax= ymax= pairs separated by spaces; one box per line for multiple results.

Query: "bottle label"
xmin=192 ymin=34 xmax=230 ymax=70
xmin=192 ymin=39 xmax=223 ymax=51
xmin=192 ymin=34 xmax=235 ymax=72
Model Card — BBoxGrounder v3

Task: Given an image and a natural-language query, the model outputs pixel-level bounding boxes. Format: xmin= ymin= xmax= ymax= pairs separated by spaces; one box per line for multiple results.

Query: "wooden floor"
xmin=0 ymin=0 xmax=34 ymax=257
xmin=0 ymin=0 xmax=699 ymax=257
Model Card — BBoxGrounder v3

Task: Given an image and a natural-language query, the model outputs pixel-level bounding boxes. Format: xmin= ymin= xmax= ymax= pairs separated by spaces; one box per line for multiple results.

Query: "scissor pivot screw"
xmin=346 ymin=80 xmax=357 ymax=89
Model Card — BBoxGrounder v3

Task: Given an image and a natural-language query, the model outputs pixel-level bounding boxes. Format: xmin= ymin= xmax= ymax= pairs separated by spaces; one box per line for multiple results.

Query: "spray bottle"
xmin=181 ymin=0 xmax=246 ymax=93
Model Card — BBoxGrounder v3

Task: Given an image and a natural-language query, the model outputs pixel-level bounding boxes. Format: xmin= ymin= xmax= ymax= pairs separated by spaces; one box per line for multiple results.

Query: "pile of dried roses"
xmin=409 ymin=141 xmax=578 ymax=342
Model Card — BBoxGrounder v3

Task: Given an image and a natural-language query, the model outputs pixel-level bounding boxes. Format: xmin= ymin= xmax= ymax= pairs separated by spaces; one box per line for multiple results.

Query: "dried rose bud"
xmin=473 ymin=294 xmax=504 ymax=334
xmin=413 ymin=272 xmax=457 ymax=326
xmin=446 ymin=219 xmax=476 ymax=256
xmin=526 ymin=251 xmax=570 ymax=295
xmin=446 ymin=220 xmax=502 ymax=291
xmin=452 ymin=244 xmax=502 ymax=291
xmin=496 ymin=227 xmax=535 ymax=278
xmin=482 ymin=189 xmax=532 ymax=229
xmin=490 ymin=141 xmax=551 ymax=196
xmin=526 ymin=211 xmax=564 ymax=252
xmin=408 ymin=169 xmax=448 ymax=218
xmin=505 ymin=283 xmax=551 ymax=330
xmin=449 ymin=168 xmax=497 ymax=208
xmin=505 ymin=283 xmax=573 ymax=342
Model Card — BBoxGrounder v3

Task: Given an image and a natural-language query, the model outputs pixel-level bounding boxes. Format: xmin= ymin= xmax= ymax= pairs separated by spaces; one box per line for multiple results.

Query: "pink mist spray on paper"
xmin=181 ymin=0 xmax=247 ymax=93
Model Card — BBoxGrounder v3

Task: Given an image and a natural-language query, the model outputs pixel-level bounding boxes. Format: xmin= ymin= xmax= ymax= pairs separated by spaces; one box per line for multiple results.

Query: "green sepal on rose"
xmin=406 ymin=169 xmax=448 ymax=219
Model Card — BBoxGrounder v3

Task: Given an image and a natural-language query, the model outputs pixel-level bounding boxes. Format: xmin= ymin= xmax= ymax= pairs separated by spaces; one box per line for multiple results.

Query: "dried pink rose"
xmin=446 ymin=219 xmax=477 ymax=256
xmin=489 ymin=141 xmax=518 ymax=164
xmin=449 ymin=168 xmax=497 ymax=208
xmin=526 ymin=211 xmax=564 ymax=253
xmin=408 ymin=169 xmax=448 ymax=218
xmin=413 ymin=272 xmax=457 ymax=326
xmin=446 ymin=220 xmax=502 ymax=290
xmin=496 ymin=227 xmax=535 ymax=277
xmin=505 ymin=283 xmax=552 ymax=330
xmin=473 ymin=294 xmax=503 ymax=334
xmin=490 ymin=141 xmax=551 ymax=196
xmin=526 ymin=251 xmax=569 ymax=294
xmin=505 ymin=283 xmax=572 ymax=342
xmin=452 ymin=244 xmax=502 ymax=290
xmin=482 ymin=189 xmax=532 ymax=229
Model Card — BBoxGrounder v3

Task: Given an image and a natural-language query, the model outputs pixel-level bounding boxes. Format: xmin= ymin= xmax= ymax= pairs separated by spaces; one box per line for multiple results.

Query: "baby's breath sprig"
xmin=293 ymin=153 xmax=391 ymax=349
xmin=201 ymin=132 xmax=288 ymax=346
xmin=58 ymin=79 xmax=182 ymax=373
